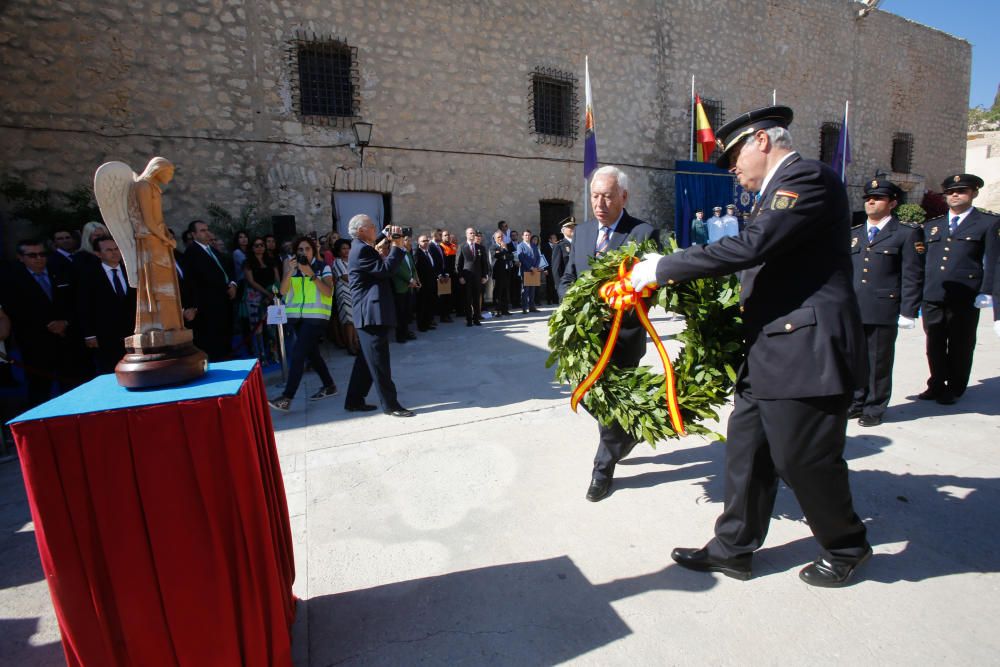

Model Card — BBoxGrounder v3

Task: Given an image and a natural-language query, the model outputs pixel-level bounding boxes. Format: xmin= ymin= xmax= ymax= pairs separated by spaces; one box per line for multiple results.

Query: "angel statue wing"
xmin=94 ymin=161 xmax=139 ymax=288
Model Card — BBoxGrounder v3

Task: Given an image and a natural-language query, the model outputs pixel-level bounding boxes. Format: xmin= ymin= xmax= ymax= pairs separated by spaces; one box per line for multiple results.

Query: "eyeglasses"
xmin=252 ymin=242 xmax=264 ymax=247
xmin=20 ymin=252 xmax=45 ymax=258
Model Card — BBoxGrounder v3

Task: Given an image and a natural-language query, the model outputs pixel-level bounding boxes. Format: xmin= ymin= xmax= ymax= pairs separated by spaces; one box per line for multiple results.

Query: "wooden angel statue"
xmin=94 ymin=157 xmax=206 ymax=388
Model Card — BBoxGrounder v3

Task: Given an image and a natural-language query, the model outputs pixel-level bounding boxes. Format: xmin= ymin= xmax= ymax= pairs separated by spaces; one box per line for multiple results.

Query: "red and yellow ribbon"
xmin=570 ymin=259 xmax=686 ymax=436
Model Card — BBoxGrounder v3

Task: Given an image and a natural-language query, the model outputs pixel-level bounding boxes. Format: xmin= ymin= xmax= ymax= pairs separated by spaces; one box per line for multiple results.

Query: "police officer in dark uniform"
xmin=919 ymin=173 xmax=1000 ymax=405
xmin=848 ymin=179 xmax=924 ymax=426
xmin=549 ymin=216 xmax=576 ymax=295
xmin=631 ymin=106 xmax=871 ymax=587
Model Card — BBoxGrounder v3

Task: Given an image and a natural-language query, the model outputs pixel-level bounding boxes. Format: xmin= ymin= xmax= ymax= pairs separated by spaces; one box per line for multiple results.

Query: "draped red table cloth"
xmin=9 ymin=360 xmax=295 ymax=666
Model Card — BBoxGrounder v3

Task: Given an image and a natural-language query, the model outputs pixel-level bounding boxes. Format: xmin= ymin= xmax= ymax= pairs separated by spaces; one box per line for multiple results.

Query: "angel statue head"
xmin=138 ymin=157 xmax=174 ymax=187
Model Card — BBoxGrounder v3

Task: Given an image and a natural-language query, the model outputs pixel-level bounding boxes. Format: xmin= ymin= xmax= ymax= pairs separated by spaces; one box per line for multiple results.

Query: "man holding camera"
xmin=343 ymin=214 xmax=414 ymax=417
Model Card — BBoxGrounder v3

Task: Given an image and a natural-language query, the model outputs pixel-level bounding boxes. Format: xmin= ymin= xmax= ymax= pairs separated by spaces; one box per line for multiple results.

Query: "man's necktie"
xmin=34 ymin=272 xmax=53 ymax=300
xmin=868 ymin=226 xmax=879 ymax=244
xmin=207 ymin=247 xmax=230 ymax=283
xmin=596 ymin=226 xmax=611 ymax=254
xmin=949 ymin=215 xmax=960 ymax=236
xmin=111 ymin=268 xmax=125 ymax=297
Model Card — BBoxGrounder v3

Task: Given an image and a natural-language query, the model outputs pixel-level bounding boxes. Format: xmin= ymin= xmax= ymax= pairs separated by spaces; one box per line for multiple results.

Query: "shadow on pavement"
xmin=303 ymin=555 xmax=715 ymax=665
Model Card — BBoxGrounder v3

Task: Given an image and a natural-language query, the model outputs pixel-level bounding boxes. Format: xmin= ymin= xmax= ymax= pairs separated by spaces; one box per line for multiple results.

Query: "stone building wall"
xmin=0 ymin=0 xmax=971 ymax=246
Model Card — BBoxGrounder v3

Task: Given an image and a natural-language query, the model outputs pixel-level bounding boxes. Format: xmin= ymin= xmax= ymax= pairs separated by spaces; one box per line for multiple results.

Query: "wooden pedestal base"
xmin=115 ymin=343 xmax=208 ymax=390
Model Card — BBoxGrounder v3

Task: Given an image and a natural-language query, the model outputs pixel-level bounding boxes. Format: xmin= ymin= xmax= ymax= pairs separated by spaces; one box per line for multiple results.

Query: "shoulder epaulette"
xmin=851 ymin=222 xmax=865 ymax=229
xmin=899 ymin=220 xmax=920 ymax=229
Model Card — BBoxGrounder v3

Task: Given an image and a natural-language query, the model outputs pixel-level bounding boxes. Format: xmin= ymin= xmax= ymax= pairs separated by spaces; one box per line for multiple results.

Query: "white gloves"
xmin=974 ymin=294 xmax=994 ymax=309
xmin=994 ymin=320 xmax=1000 ymax=339
xmin=630 ymin=254 xmax=662 ymax=291
xmin=897 ymin=315 xmax=916 ymax=330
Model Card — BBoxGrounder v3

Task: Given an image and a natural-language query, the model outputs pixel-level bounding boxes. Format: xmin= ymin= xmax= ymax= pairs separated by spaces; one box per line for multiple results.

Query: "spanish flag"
xmin=694 ymin=95 xmax=716 ymax=163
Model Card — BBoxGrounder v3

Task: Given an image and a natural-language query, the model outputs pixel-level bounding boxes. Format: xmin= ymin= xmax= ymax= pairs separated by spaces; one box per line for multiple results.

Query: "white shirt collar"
xmin=867 ymin=215 xmax=892 ymax=232
xmin=57 ymin=248 xmax=73 ymax=259
xmin=196 ymin=241 xmax=213 ymax=252
xmin=102 ymin=262 xmax=122 ymax=273
xmin=758 ymin=151 xmax=798 ymax=196
xmin=949 ymin=208 xmax=973 ymax=227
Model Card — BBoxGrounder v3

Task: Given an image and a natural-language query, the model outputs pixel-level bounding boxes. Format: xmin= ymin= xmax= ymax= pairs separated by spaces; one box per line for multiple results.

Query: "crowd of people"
xmin=0 ymin=211 xmax=579 ymax=415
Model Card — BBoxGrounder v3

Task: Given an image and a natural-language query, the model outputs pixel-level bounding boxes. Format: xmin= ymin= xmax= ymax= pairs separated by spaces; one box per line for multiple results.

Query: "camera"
xmin=382 ymin=225 xmax=413 ymax=239
xmin=296 ymin=253 xmax=309 ymax=265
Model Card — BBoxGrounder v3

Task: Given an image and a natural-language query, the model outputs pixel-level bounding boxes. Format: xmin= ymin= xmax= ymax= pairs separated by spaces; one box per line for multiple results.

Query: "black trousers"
xmin=851 ymin=324 xmax=898 ymax=418
xmin=346 ymin=325 xmax=400 ymax=411
xmin=462 ymin=279 xmax=482 ymax=323
xmin=591 ymin=323 xmax=645 ymax=481
xmin=492 ymin=271 xmax=510 ymax=314
xmin=922 ymin=300 xmax=980 ymax=397
xmin=416 ymin=284 xmax=437 ymax=329
xmin=706 ymin=383 xmax=869 ymax=563
xmin=393 ymin=290 xmax=413 ymax=342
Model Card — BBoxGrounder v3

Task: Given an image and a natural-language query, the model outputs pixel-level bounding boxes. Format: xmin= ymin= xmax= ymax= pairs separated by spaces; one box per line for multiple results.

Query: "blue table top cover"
xmin=8 ymin=359 xmax=258 ymax=424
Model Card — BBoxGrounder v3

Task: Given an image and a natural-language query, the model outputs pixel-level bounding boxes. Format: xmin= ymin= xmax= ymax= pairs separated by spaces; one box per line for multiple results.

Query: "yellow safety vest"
xmin=286 ymin=270 xmax=333 ymax=320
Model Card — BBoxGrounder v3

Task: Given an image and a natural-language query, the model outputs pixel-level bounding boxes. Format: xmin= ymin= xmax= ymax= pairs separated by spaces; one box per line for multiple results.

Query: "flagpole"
xmin=772 ymin=89 xmax=776 ymax=105
xmin=689 ymin=75 xmax=695 ymax=161
xmin=843 ymin=99 xmax=850 ymax=180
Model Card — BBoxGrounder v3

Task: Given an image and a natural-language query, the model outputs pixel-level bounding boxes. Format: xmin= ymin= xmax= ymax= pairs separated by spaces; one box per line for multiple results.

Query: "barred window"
xmin=891 ymin=132 xmax=914 ymax=173
xmin=693 ymin=98 xmax=725 ymax=161
xmin=529 ymin=68 xmax=578 ymax=145
xmin=819 ymin=122 xmax=841 ymax=165
xmin=289 ymin=35 xmax=359 ymax=124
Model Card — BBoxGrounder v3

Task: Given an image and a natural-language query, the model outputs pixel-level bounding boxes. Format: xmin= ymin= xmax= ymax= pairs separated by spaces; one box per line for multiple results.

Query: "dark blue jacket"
xmin=348 ymin=239 xmax=404 ymax=328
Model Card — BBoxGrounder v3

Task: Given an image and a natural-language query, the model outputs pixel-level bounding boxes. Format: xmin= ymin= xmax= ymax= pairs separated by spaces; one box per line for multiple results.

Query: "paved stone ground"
xmin=2 ymin=307 xmax=999 ymax=665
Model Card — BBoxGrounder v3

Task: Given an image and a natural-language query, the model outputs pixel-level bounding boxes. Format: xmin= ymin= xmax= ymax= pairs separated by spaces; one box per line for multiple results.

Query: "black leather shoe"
xmin=917 ymin=389 xmax=938 ymax=400
xmin=345 ymin=403 xmax=378 ymax=412
xmin=473 ymin=320 xmax=482 ymax=326
xmin=385 ymin=407 xmax=415 ymax=417
xmin=858 ymin=414 xmax=882 ymax=427
xmin=936 ymin=392 xmax=956 ymax=405
xmin=441 ymin=317 xmax=454 ymax=323
xmin=406 ymin=332 xmax=417 ymax=340
xmin=671 ymin=547 xmax=752 ymax=580
xmin=847 ymin=408 xmax=863 ymax=419
xmin=586 ymin=477 xmax=612 ymax=502
xmin=798 ymin=547 xmax=872 ymax=588
xmin=529 ymin=307 xmax=540 ymax=312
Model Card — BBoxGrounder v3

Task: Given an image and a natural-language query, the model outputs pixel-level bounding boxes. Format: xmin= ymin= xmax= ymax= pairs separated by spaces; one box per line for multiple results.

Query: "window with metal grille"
xmin=692 ymin=98 xmax=725 ymax=161
xmin=891 ymin=132 xmax=913 ymax=173
xmin=819 ymin=122 xmax=841 ymax=165
xmin=288 ymin=35 xmax=359 ymax=124
xmin=528 ymin=68 xmax=578 ymax=145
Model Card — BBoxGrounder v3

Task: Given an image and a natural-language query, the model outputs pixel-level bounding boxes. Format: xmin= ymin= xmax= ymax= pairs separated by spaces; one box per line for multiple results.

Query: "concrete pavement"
xmin=2 ymin=306 xmax=999 ymax=665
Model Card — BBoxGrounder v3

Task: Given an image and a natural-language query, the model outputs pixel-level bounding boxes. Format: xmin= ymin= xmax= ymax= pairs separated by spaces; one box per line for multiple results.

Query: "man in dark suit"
xmin=344 ymin=215 xmax=414 ymax=417
xmin=631 ymin=106 xmax=871 ymax=587
xmin=413 ymin=235 xmax=440 ymax=332
xmin=918 ymin=173 xmax=1000 ymax=404
xmin=182 ymin=219 xmax=236 ymax=361
xmin=549 ymin=217 xmax=576 ymax=300
xmin=558 ymin=166 xmax=659 ymax=503
xmin=47 ymin=227 xmax=78 ymax=276
xmin=456 ymin=226 xmax=489 ymax=326
xmin=2 ymin=240 xmax=85 ymax=407
xmin=847 ymin=179 xmax=924 ymax=426
xmin=77 ymin=237 xmax=138 ymax=374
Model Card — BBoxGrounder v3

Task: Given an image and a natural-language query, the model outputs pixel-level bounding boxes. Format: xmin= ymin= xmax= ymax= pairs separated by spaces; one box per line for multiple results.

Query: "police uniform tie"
xmin=868 ymin=226 xmax=879 ymax=244
xmin=949 ymin=215 xmax=960 ymax=237
xmin=111 ymin=267 xmax=125 ymax=297
xmin=596 ymin=226 xmax=611 ymax=254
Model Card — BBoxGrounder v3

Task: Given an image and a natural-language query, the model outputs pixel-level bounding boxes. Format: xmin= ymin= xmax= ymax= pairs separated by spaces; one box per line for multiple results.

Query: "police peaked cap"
xmin=714 ymin=105 xmax=794 ymax=168
xmin=863 ymin=178 xmax=904 ymax=201
xmin=941 ymin=173 xmax=984 ymax=191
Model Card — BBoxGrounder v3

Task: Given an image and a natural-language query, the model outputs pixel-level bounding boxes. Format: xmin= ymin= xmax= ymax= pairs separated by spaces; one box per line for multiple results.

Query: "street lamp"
xmin=352 ymin=121 xmax=373 ymax=167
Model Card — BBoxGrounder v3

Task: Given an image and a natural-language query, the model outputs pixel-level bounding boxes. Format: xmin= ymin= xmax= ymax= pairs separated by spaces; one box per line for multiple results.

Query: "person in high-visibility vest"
xmin=268 ymin=236 xmax=337 ymax=412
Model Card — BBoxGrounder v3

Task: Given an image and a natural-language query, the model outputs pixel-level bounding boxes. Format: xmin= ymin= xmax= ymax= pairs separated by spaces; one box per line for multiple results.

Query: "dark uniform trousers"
xmin=922 ymin=299 xmax=979 ymax=397
xmin=591 ymin=319 xmax=645 ymax=480
xmin=708 ymin=380 xmax=869 ymax=562
xmin=852 ymin=324 xmax=898 ymax=418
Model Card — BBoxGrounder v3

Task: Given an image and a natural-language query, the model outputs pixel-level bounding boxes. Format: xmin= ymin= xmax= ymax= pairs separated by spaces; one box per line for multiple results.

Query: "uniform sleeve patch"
xmin=770 ymin=190 xmax=799 ymax=210
xmin=914 ymin=241 xmax=926 ymax=254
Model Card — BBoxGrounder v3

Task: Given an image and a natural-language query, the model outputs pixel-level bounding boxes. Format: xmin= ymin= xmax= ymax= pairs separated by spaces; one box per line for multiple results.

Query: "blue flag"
xmin=583 ymin=57 xmax=597 ymax=181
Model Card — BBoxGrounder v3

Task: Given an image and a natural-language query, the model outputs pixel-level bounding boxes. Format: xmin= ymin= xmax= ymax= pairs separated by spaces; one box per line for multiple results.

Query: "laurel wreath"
xmin=546 ymin=240 xmax=743 ymax=445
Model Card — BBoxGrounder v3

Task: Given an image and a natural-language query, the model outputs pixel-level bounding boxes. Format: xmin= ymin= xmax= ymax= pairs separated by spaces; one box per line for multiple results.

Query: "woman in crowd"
xmin=330 ymin=238 xmax=359 ymax=355
xmin=488 ymin=229 xmax=514 ymax=317
xmin=267 ymin=236 xmax=337 ymax=412
xmin=231 ymin=230 xmax=249 ymax=281
xmin=75 ymin=221 xmax=111 ymax=272
xmin=243 ymin=236 xmax=280 ymax=362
